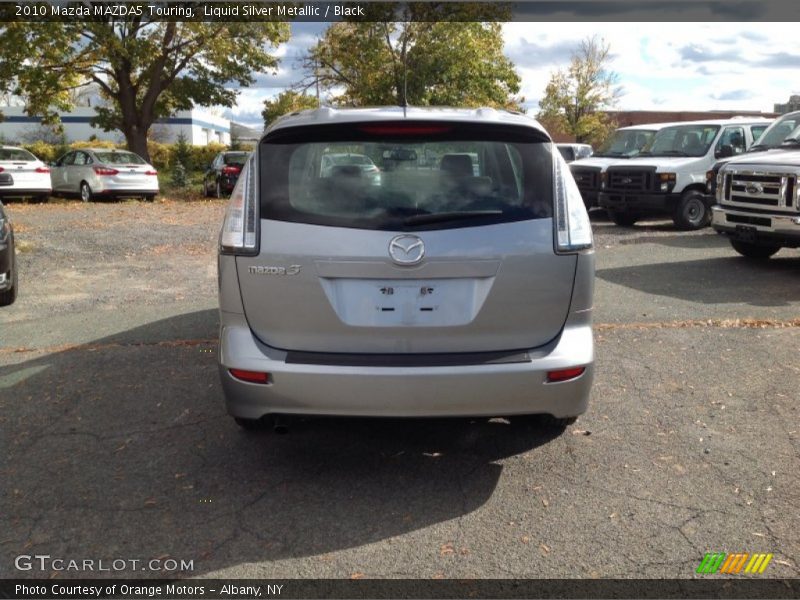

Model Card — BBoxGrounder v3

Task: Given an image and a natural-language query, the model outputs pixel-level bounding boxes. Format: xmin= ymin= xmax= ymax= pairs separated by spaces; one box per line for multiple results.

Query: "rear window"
xmin=224 ymin=153 xmax=249 ymax=166
xmin=0 ymin=148 xmax=37 ymax=161
xmin=258 ymin=122 xmax=553 ymax=231
xmin=93 ymin=151 xmax=146 ymax=165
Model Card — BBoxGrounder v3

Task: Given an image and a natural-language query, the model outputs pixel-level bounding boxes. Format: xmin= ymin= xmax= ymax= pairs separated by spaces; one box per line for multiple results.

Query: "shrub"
xmin=70 ymin=139 xmax=118 ymax=150
xmin=147 ymin=141 xmax=172 ymax=170
xmin=173 ymin=132 xmax=192 ymax=171
xmin=22 ymin=140 xmax=59 ymax=163
xmin=171 ymin=162 xmax=188 ymax=188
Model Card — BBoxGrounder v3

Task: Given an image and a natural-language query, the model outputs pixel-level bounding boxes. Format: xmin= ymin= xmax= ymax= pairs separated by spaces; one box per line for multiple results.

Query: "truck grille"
xmin=605 ymin=167 xmax=654 ymax=192
xmin=570 ymin=166 xmax=600 ymax=192
xmin=721 ymin=169 xmax=798 ymax=212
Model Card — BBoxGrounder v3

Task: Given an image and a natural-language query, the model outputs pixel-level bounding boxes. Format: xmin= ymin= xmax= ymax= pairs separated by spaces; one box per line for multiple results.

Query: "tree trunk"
xmin=124 ymin=123 xmax=151 ymax=163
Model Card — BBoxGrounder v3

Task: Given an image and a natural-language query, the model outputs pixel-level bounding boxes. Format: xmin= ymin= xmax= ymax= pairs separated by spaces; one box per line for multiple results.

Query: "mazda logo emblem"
xmin=388 ymin=234 xmax=425 ymax=265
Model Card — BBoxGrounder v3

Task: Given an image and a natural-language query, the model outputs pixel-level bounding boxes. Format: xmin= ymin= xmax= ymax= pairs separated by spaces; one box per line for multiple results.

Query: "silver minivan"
xmin=217 ymin=107 xmax=595 ymax=431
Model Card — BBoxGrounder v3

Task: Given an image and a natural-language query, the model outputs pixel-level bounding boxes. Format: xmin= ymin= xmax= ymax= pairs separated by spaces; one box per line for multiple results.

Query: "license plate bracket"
xmin=735 ymin=224 xmax=757 ymax=243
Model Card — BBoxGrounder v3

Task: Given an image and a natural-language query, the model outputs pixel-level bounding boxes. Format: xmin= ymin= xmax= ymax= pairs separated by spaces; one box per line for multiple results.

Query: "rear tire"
xmin=0 ymin=268 xmax=17 ymax=307
xmin=730 ymin=239 xmax=781 ymax=259
xmin=33 ymin=194 xmax=49 ymax=204
xmin=80 ymin=182 xmax=93 ymax=203
xmin=608 ymin=210 xmax=638 ymax=227
xmin=672 ymin=190 xmax=710 ymax=230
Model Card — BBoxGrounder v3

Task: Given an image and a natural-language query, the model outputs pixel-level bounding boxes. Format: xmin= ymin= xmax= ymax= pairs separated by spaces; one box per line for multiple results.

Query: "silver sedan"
xmin=50 ymin=148 xmax=159 ymax=202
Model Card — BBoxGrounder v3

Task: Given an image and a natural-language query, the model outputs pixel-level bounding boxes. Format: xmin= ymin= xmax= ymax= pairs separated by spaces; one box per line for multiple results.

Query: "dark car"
xmin=203 ymin=151 xmax=250 ymax=198
xmin=0 ymin=202 xmax=17 ymax=306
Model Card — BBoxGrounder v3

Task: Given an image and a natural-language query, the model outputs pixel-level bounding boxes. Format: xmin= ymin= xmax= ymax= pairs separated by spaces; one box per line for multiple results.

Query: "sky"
xmin=222 ymin=21 xmax=800 ymax=129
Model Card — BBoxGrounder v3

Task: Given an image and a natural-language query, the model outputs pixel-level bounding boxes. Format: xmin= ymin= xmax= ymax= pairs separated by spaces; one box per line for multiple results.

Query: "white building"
xmin=0 ymin=106 xmax=230 ymax=145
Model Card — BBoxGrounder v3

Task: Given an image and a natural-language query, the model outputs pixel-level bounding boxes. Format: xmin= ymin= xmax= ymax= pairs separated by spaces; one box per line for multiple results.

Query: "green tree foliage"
xmin=0 ymin=21 xmax=289 ymax=161
xmin=173 ymin=131 xmax=192 ymax=170
xmin=537 ymin=36 xmax=622 ymax=146
xmin=262 ymin=90 xmax=319 ymax=127
xmin=302 ymin=5 xmax=522 ymax=110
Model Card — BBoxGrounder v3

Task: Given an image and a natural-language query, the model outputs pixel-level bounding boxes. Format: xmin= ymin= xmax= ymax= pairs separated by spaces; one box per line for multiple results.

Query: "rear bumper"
xmin=711 ymin=206 xmax=800 ymax=247
xmin=0 ymin=188 xmax=51 ymax=198
xmin=598 ymin=191 xmax=678 ymax=213
xmin=218 ymin=311 xmax=594 ymax=419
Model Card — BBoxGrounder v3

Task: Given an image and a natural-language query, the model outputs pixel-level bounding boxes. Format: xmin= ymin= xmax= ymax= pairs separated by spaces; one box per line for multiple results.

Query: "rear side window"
xmin=258 ymin=121 xmax=553 ymax=231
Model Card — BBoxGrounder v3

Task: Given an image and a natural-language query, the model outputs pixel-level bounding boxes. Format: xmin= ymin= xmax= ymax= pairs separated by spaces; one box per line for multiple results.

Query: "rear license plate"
xmin=735 ymin=225 xmax=757 ymax=243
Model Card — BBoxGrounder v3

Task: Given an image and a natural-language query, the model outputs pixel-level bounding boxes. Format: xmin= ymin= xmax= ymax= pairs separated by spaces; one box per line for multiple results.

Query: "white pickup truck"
xmin=598 ymin=117 xmax=772 ymax=229
xmin=711 ymin=151 xmax=800 ymax=258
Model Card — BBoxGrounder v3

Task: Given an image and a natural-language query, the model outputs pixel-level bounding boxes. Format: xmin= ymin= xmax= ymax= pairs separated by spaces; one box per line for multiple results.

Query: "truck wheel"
xmin=673 ymin=190 xmax=710 ymax=230
xmin=730 ymin=239 xmax=780 ymax=259
xmin=608 ymin=210 xmax=638 ymax=227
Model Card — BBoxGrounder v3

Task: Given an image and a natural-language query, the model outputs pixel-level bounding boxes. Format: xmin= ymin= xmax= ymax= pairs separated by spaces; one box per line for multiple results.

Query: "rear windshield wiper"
xmin=403 ymin=210 xmax=503 ymax=226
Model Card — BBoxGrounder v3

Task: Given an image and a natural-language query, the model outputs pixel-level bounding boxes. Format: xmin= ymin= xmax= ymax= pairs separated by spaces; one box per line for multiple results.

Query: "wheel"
xmin=511 ymin=414 xmax=578 ymax=429
xmin=215 ymin=181 xmax=222 ymax=199
xmin=730 ymin=239 xmax=780 ymax=259
xmin=234 ymin=417 xmax=266 ymax=431
xmin=607 ymin=210 xmax=638 ymax=227
xmin=672 ymin=190 xmax=710 ymax=230
xmin=0 ymin=267 xmax=17 ymax=307
xmin=79 ymin=181 xmax=93 ymax=203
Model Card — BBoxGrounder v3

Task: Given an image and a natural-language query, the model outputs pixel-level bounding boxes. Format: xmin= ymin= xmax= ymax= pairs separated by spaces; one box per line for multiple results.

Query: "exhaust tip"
xmin=271 ymin=415 xmax=290 ymax=435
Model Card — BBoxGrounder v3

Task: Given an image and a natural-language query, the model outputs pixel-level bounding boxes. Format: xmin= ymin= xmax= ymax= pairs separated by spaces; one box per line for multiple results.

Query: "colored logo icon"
xmin=696 ymin=552 xmax=773 ymax=574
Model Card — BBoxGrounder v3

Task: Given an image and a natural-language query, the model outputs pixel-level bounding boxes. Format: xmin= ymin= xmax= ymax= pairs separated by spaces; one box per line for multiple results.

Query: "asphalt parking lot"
xmin=0 ymin=201 xmax=798 ymax=579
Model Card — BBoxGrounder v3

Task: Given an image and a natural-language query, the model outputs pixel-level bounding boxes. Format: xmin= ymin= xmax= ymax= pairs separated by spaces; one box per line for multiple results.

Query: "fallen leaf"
xmin=541 ymin=498 xmax=549 ymax=507
xmin=349 ymin=572 xmax=365 ymax=580
xmin=521 ymin=536 xmax=530 ymax=544
xmin=440 ymin=543 xmax=455 ymax=556
xmin=540 ymin=544 xmax=550 ymax=554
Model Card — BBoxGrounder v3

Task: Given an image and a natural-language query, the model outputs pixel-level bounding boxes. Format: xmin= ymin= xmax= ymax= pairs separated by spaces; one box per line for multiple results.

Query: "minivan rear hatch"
xmin=236 ymin=121 xmax=578 ymax=354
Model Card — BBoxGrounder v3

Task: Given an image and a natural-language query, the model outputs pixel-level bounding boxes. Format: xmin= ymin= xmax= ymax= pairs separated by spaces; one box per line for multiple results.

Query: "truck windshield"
xmin=751 ymin=115 xmax=800 ymax=149
xmin=640 ymin=125 xmax=720 ymax=158
xmin=595 ymin=129 xmax=655 ymax=158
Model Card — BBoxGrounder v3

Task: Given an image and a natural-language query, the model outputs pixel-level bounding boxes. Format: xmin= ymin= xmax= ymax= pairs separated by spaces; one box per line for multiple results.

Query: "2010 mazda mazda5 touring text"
xmin=217 ymin=107 xmax=595 ymax=430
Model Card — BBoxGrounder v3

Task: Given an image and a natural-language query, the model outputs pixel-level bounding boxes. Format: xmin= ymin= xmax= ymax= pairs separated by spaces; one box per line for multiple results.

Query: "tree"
xmin=537 ymin=36 xmax=622 ymax=146
xmin=173 ymin=131 xmax=192 ymax=171
xmin=298 ymin=5 xmax=522 ymax=110
xmin=262 ymin=90 xmax=319 ymax=127
xmin=0 ymin=21 xmax=289 ymax=161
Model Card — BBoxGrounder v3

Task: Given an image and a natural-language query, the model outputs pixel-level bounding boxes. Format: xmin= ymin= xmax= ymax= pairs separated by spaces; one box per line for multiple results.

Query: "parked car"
xmin=0 ymin=145 xmax=51 ymax=203
xmin=0 ymin=202 xmax=17 ymax=306
xmin=217 ymin=107 xmax=594 ymax=432
xmin=597 ymin=117 xmax=773 ymax=229
xmin=705 ymin=110 xmax=800 ymax=199
xmin=556 ymin=143 xmax=593 ymax=163
xmin=50 ymin=148 xmax=158 ymax=202
xmin=570 ymin=123 xmax=678 ymax=209
xmin=203 ymin=151 xmax=250 ymax=198
xmin=320 ymin=152 xmax=381 ymax=182
xmin=711 ymin=150 xmax=800 ymax=259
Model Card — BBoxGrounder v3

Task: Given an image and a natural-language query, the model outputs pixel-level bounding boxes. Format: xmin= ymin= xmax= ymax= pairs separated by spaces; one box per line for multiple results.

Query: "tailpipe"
xmin=272 ymin=414 xmax=290 ymax=435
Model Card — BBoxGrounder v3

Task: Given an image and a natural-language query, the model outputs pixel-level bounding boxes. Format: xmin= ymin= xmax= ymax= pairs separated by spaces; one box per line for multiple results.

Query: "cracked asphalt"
xmin=0 ymin=202 xmax=798 ymax=580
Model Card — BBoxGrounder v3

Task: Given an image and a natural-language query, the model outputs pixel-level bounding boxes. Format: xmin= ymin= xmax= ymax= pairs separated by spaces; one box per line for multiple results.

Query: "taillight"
xmin=94 ymin=167 xmax=119 ymax=176
xmin=0 ymin=167 xmax=4 ymax=173
xmin=229 ymin=369 xmax=270 ymax=384
xmin=35 ymin=166 xmax=50 ymax=173
xmin=144 ymin=170 xmax=158 ymax=176
xmin=222 ymin=166 xmax=241 ymax=175
xmin=220 ymin=154 xmax=258 ymax=255
xmin=553 ymin=149 xmax=592 ymax=254
xmin=546 ymin=367 xmax=586 ymax=383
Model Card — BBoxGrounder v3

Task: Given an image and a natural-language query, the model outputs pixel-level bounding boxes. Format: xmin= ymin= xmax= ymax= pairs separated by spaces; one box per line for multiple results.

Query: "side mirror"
xmin=716 ymin=144 xmax=734 ymax=159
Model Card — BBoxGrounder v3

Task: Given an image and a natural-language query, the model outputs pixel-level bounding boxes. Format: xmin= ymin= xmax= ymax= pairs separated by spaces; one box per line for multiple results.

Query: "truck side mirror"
xmin=716 ymin=144 xmax=733 ymax=159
